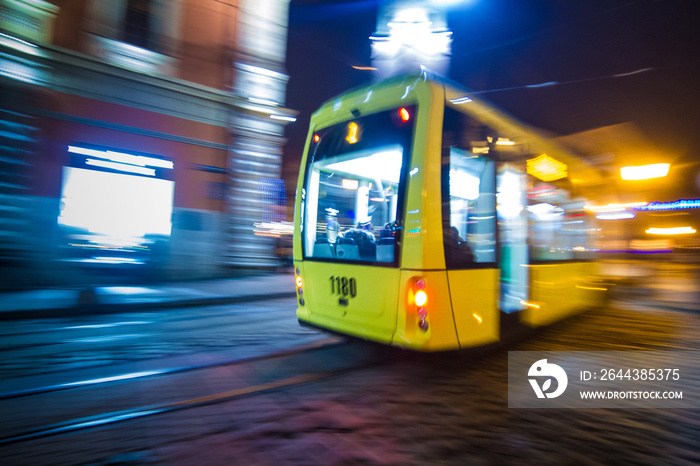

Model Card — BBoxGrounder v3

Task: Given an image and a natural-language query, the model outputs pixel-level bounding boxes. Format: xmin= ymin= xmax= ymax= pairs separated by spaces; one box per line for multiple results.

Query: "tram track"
xmin=0 ymin=337 xmax=344 ymax=400
xmin=0 ymin=305 xmax=301 ymax=371
xmin=0 ymin=337 xmax=383 ymax=446
xmin=0 ymin=301 xmax=294 ymax=344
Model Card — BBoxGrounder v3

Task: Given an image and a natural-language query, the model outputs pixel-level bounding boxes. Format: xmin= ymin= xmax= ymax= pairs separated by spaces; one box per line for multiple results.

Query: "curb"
xmin=0 ymin=291 xmax=298 ymax=321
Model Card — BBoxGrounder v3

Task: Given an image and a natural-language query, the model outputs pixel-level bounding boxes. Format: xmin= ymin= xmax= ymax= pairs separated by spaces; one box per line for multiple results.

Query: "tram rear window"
xmin=302 ymin=108 xmax=414 ymax=264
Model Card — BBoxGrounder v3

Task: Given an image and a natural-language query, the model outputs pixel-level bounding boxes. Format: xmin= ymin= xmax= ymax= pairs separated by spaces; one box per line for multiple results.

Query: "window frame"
xmin=440 ymin=106 xmax=498 ymax=270
xmin=300 ymin=107 xmax=417 ymax=267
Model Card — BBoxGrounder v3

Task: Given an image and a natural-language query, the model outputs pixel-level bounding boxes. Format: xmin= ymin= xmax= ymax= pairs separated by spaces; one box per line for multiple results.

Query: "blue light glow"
xmin=634 ymin=199 xmax=700 ymax=211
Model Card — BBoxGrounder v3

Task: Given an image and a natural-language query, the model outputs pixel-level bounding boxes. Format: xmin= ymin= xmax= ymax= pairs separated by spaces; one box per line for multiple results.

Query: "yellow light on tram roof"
xmin=646 ymin=227 xmax=696 ymax=235
xmin=527 ymin=154 xmax=568 ymax=182
xmin=620 ymin=163 xmax=670 ymax=180
xmin=346 ymin=122 xmax=359 ymax=144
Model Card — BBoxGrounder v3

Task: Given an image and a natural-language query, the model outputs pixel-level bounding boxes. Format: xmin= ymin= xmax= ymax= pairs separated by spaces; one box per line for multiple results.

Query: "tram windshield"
xmin=302 ymin=107 xmax=415 ymax=263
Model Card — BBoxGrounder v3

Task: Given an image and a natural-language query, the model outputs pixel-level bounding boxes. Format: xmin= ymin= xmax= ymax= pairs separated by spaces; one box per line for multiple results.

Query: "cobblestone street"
xmin=135 ymin=303 xmax=699 ymax=465
xmin=1 ymin=263 xmax=699 ymax=465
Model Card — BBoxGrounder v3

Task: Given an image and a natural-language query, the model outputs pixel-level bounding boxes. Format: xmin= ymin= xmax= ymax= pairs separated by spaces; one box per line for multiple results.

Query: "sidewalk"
xmin=0 ymin=261 xmax=697 ymax=320
xmin=0 ymin=272 xmax=298 ymax=320
xmin=601 ymin=260 xmax=700 ymax=312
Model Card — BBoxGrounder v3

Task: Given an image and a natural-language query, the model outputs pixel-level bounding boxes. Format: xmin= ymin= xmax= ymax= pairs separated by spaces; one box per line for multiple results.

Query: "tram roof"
xmin=314 ymin=72 xmax=604 ymax=188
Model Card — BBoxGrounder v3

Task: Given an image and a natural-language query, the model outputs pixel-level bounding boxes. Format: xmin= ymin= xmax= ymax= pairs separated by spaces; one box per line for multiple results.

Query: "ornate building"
xmin=0 ymin=0 xmax=294 ymax=285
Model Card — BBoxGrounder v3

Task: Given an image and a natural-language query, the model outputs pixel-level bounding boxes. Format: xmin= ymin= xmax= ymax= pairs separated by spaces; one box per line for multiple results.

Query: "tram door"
xmin=496 ymin=166 xmax=529 ymax=313
xmin=441 ymin=107 xmax=500 ymax=347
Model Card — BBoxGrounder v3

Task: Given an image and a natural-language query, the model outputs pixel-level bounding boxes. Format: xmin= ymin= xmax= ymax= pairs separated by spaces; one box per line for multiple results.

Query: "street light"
xmin=646 ymin=227 xmax=696 ymax=235
xmin=620 ymin=163 xmax=670 ymax=180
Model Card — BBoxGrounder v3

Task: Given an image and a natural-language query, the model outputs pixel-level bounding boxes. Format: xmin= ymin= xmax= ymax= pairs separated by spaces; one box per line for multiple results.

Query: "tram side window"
xmin=441 ymin=108 xmax=497 ymax=268
xmin=527 ymin=181 xmax=596 ymax=261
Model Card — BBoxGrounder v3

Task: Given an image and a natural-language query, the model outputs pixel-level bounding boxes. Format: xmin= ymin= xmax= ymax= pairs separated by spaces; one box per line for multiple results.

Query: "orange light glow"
xmin=415 ymin=290 xmax=427 ymax=307
xmin=313 ymin=134 xmax=320 ymax=143
xmin=399 ymin=107 xmax=410 ymax=122
xmin=646 ymin=227 xmax=696 ymax=235
xmin=520 ymin=300 xmax=541 ymax=310
xmin=527 ymin=154 xmax=568 ymax=182
xmin=346 ymin=122 xmax=359 ymax=144
xmin=620 ymin=163 xmax=669 ymax=180
xmin=295 ymin=276 xmax=303 ymax=288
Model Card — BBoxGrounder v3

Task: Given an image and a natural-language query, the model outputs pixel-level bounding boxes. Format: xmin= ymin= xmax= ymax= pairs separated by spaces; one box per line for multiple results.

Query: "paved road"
xmin=1 ymin=293 xmax=699 ymax=464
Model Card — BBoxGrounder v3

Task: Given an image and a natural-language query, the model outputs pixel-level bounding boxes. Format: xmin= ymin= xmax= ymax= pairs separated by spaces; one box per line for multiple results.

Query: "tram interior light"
xmin=620 ymin=163 xmax=669 ymax=180
xmin=324 ymin=147 xmax=403 ymax=184
xmin=342 ymin=179 xmax=359 ymax=190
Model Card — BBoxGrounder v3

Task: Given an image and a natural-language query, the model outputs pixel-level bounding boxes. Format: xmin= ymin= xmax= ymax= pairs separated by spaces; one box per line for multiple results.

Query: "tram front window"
xmin=302 ymin=108 xmax=414 ymax=263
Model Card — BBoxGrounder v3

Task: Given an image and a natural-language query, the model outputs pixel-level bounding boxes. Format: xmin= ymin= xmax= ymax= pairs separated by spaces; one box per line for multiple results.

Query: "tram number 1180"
xmin=330 ymin=276 xmax=357 ymax=298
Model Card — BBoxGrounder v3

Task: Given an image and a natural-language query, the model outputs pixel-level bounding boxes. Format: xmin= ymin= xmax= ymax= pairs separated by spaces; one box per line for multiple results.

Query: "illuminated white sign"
xmin=68 ymin=146 xmax=174 ymax=171
xmin=58 ymin=167 xmax=174 ymax=240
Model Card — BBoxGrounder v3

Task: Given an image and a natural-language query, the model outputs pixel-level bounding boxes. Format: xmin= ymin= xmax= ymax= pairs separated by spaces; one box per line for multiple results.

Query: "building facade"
xmin=0 ymin=0 xmax=294 ymax=286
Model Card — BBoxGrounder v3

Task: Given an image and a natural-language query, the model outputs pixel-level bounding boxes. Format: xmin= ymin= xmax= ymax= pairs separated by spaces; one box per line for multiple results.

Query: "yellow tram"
xmin=293 ymin=72 xmax=606 ymax=351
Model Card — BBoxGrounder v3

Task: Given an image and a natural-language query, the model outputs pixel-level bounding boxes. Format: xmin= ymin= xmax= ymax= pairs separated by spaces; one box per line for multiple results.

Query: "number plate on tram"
xmin=329 ymin=275 xmax=357 ymax=299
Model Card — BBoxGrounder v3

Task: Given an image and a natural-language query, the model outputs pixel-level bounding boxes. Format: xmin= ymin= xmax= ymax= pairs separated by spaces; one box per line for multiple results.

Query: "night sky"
xmin=283 ymin=0 xmax=700 ymax=199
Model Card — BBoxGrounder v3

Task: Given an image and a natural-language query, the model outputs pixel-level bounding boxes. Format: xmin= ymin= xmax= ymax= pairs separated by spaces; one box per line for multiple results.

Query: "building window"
xmin=123 ymin=0 xmax=153 ymax=49
xmin=84 ymin=0 xmax=180 ymax=75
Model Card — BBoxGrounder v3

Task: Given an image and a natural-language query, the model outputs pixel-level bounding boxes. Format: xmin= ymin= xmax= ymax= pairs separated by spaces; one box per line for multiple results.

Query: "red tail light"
xmin=409 ymin=277 xmax=429 ymax=332
xmin=295 ymin=267 xmax=305 ymax=305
